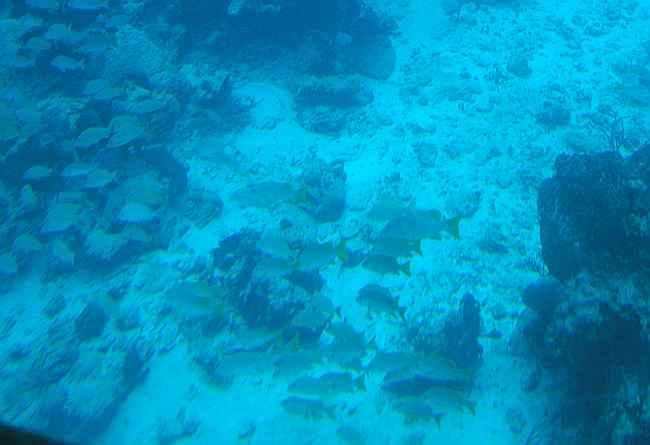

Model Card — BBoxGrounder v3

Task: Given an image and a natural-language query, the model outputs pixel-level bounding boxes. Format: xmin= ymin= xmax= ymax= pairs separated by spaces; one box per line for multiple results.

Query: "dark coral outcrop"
xmin=538 ymin=145 xmax=650 ymax=280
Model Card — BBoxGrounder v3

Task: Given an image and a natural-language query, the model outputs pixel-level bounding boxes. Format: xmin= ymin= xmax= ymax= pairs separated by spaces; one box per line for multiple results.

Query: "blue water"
xmin=1 ymin=1 xmax=649 ymax=444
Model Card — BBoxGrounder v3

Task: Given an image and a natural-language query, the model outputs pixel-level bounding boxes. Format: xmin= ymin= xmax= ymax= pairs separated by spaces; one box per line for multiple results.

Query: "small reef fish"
xmin=365 ymin=350 xmax=417 ymax=374
xmin=379 ymin=209 xmax=461 ymax=241
xmin=0 ymin=422 xmax=73 ymax=445
xmin=288 ymin=372 xmax=365 ymax=396
xmin=26 ymin=0 xmax=61 ymax=12
xmin=296 ymin=239 xmax=347 ymax=271
xmin=273 ymin=348 xmax=322 ymax=377
xmin=393 ymin=399 xmax=445 ymax=427
xmin=356 ymin=284 xmax=405 ymax=319
xmin=163 ymin=280 xmax=227 ymax=315
xmin=362 ymin=253 xmax=410 ymax=276
xmin=336 ymin=424 xmax=366 ymax=445
xmin=382 ymin=369 xmax=472 ymax=398
xmin=323 ymin=323 xmax=376 ymax=371
xmin=50 ymin=55 xmax=84 ymax=73
xmin=230 ymin=181 xmax=306 ymax=208
xmin=281 ymin=396 xmax=336 ymax=420
xmin=66 ymin=0 xmax=109 ymax=11
xmin=382 ymin=373 xmax=442 ymax=398
xmin=371 ymin=236 xmax=422 ymax=258
xmin=366 ymin=195 xmax=415 ymax=221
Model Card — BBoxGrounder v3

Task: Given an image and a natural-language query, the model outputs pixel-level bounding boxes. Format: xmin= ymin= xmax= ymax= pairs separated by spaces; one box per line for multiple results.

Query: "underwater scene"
xmin=2 ymin=0 xmax=650 ymax=444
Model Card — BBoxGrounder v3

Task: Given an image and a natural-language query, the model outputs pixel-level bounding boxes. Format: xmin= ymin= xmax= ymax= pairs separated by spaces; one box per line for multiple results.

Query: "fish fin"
xmin=356 ymin=374 xmax=366 ymax=392
xmin=445 ymin=216 xmax=462 ymax=239
xmin=413 ymin=239 xmax=423 ymax=256
xmin=366 ymin=336 xmax=378 ymax=351
xmin=398 ymin=306 xmax=407 ymax=321
xmin=465 ymin=401 xmax=476 ymax=416
xmin=434 ymin=413 xmax=444 ymax=430
xmin=290 ymin=188 xmax=309 ymax=206
xmin=399 ymin=261 xmax=411 ymax=277
xmin=336 ymin=239 xmax=348 ymax=264
xmin=423 ymin=208 xmax=442 ymax=220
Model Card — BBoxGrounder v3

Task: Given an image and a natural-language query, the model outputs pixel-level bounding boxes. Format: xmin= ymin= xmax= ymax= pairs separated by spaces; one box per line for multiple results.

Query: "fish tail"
xmin=413 ymin=239 xmax=423 ymax=256
xmin=399 ymin=261 xmax=411 ymax=277
xmin=465 ymin=401 xmax=477 ymax=416
xmin=336 ymin=239 xmax=349 ymax=264
xmin=398 ymin=306 xmax=407 ymax=321
xmin=434 ymin=413 xmax=445 ymax=430
xmin=355 ymin=374 xmax=366 ymax=392
xmin=445 ymin=216 xmax=462 ymax=239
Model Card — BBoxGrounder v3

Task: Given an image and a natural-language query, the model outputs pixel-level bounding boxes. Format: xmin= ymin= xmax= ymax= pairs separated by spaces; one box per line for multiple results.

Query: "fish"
xmin=0 ymin=106 xmax=21 ymax=142
xmin=323 ymin=323 xmax=375 ymax=371
xmin=427 ymin=386 xmax=476 ymax=415
xmin=129 ymin=98 xmax=166 ymax=115
xmin=362 ymin=254 xmax=410 ymax=276
xmin=254 ymin=256 xmax=295 ymax=278
xmin=107 ymin=115 xmax=145 ymax=148
xmin=84 ymin=169 xmax=116 ymax=190
xmin=393 ymin=399 xmax=445 ymax=427
xmin=281 ymin=396 xmax=336 ymax=420
xmin=336 ymin=424 xmax=365 ymax=445
xmin=216 ymin=350 xmax=275 ymax=377
xmin=25 ymin=0 xmax=61 ymax=12
xmin=308 ymin=295 xmax=341 ymax=320
xmin=287 ymin=306 xmax=330 ymax=343
xmin=273 ymin=348 xmax=322 ymax=377
xmin=83 ymin=79 xmax=122 ymax=101
xmin=163 ymin=280 xmax=227 ymax=316
xmin=256 ymin=230 xmax=294 ymax=259
xmin=23 ymin=166 xmax=52 ymax=182
xmin=366 ymin=350 xmax=418 ymax=374
xmin=77 ymin=30 xmax=114 ymax=53
xmin=0 ymin=421 xmax=74 ymax=445
xmin=296 ymin=239 xmax=346 ymax=271
xmin=66 ymin=0 xmax=109 ymax=12
xmin=356 ymin=284 xmax=405 ymax=319
xmin=61 ymin=162 xmax=93 ymax=181
xmin=50 ymin=55 xmax=84 ymax=73
xmin=12 ymin=234 xmax=42 ymax=256
xmin=382 ymin=371 xmax=476 ymax=414
xmin=221 ymin=328 xmax=278 ymax=354
xmin=288 ymin=372 xmax=365 ymax=396
xmin=381 ymin=366 xmax=470 ymax=396
xmin=44 ymin=24 xmax=83 ymax=44
xmin=381 ymin=373 xmax=441 ymax=397
xmin=230 ymin=181 xmax=304 ymax=208
xmin=8 ymin=55 xmax=35 ymax=70
xmin=367 ymin=195 xmax=415 ymax=221
xmin=415 ymin=354 xmax=473 ymax=387
xmin=74 ymin=127 xmax=111 ymax=150
xmin=379 ymin=209 xmax=461 ymax=241
xmin=371 ymin=236 xmax=422 ymax=258
xmin=24 ymin=37 xmax=52 ymax=54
